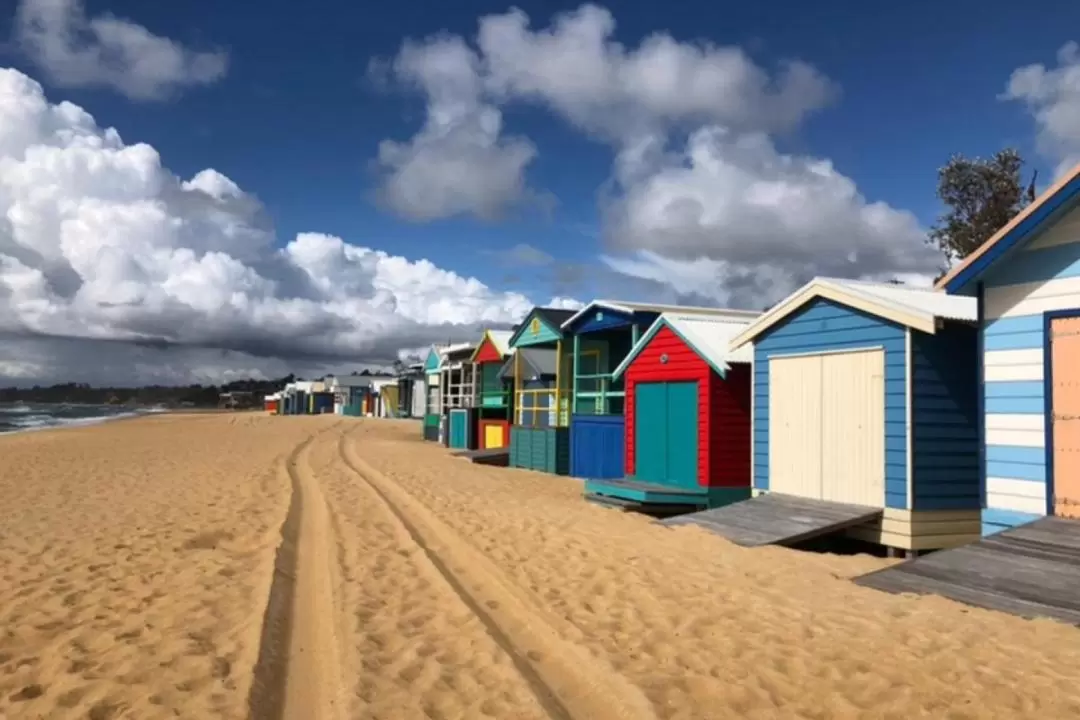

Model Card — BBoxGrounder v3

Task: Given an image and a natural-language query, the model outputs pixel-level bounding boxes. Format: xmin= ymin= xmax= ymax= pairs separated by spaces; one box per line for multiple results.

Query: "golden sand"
xmin=2 ymin=414 xmax=1079 ymax=719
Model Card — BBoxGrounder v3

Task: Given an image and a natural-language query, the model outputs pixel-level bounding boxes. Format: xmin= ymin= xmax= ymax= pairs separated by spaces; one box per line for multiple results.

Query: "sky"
xmin=1 ymin=0 xmax=1080 ymax=386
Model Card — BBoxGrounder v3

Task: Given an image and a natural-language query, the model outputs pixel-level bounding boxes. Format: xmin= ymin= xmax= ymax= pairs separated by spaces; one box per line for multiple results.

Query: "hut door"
xmin=634 ymin=382 xmax=698 ymax=489
xmin=768 ymin=355 xmax=824 ymax=498
xmin=1051 ymin=316 xmax=1080 ymax=518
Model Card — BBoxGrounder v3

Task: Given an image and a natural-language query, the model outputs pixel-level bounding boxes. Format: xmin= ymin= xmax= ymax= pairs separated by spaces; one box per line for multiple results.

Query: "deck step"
xmin=584 ymin=493 xmax=638 ymax=510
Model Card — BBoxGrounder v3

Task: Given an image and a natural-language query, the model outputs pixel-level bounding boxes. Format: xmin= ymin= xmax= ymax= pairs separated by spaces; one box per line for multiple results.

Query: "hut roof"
xmin=559 ymin=299 xmax=760 ymax=331
xmin=497 ymin=347 xmax=558 ymax=380
xmin=612 ymin=311 xmax=759 ymax=380
xmin=729 ymin=277 xmax=978 ymax=351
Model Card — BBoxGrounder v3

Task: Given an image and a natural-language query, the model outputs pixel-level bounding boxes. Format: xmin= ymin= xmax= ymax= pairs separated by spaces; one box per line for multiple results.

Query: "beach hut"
xmin=327 ymin=375 xmax=372 ymax=416
xmin=726 ymin=277 xmax=981 ymax=552
xmin=560 ymin=300 xmax=760 ymax=481
xmin=292 ymin=381 xmax=314 ymax=415
xmin=504 ymin=307 xmax=578 ymax=474
xmin=422 ymin=346 xmax=443 ymax=440
xmin=439 ymin=343 xmax=477 ymax=448
xmin=937 ymin=163 xmax=1080 ymax=536
xmin=395 ymin=362 xmax=425 ymax=418
xmin=470 ymin=330 xmax=514 ymax=449
xmin=582 ymin=311 xmax=758 ymax=509
xmin=264 ymin=393 xmax=280 ymax=414
xmin=280 ymin=383 xmax=295 ymax=415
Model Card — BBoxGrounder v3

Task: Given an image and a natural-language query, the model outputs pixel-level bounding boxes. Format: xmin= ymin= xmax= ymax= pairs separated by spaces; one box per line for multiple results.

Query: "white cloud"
xmin=600 ymin=128 xmax=942 ymax=306
xmin=374 ymin=3 xmax=834 ymax=223
xmin=475 ymin=4 xmax=836 ymax=141
xmin=376 ymin=4 xmax=941 ymax=308
xmin=15 ymin=0 xmax=227 ymax=101
xmin=0 ymin=67 xmax=564 ymax=384
xmin=1003 ymin=41 xmax=1080 ymax=177
xmin=373 ymin=36 xmax=540 ymax=221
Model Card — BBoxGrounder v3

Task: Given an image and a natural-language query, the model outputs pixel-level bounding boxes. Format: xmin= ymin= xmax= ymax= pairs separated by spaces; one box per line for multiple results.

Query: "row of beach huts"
xmin=265 ymin=372 xmax=427 ymax=419
xmin=269 ymin=172 xmax=1080 ymax=563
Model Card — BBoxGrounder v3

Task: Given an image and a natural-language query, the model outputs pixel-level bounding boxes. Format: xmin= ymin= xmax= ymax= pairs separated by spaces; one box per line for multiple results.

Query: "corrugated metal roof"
xmin=666 ymin=313 xmax=759 ymax=365
xmin=487 ymin=330 xmax=514 ymax=356
xmin=822 ymin=278 xmax=977 ymax=323
xmin=560 ymin=299 xmax=761 ymax=330
xmin=612 ymin=311 xmax=758 ymax=379
xmin=534 ymin=307 xmax=577 ymax=327
xmin=439 ymin=341 xmax=474 ymax=357
xmin=498 ymin=347 xmax=558 ymax=379
xmin=729 ymin=277 xmax=978 ymax=351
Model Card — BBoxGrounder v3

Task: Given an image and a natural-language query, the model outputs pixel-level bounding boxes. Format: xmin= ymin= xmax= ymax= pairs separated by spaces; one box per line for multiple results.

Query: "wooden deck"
xmin=661 ymin=493 xmax=883 ymax=547
xmin=584 ymin=478 xmax=713 ymax=510
xmin=855 ymin=517 xmax=1080 ymax=625
xmin=452 ymin=448 xmax=510 ymax=466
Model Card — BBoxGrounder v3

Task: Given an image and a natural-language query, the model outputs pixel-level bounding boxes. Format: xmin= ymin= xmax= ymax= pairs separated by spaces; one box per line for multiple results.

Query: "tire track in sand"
xmin=249 ymin=425 xmax=345 ymax=720
xmin=337 ymin=431 xmax=659 ymax=720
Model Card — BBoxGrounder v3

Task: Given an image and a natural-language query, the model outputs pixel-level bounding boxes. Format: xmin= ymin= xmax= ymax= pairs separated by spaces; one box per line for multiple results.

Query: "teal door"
xmin=635 ymin=384 xmax=667 ymax=483
xmin=449 ymin=411 xmax=466 ymax=448
xmin=634 ymin=382 xmax=699 ymax=489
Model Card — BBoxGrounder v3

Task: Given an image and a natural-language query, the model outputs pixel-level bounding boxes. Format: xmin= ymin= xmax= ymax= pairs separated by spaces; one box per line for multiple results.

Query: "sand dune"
xmin=2 ymin=414 xmax=1080 ymax=719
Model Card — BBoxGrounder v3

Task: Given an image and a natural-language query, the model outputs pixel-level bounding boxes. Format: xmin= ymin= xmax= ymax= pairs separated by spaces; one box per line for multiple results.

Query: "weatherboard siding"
xmin=753 ymin=298 xmax=908 ymax=509
xmin=909 ymin=324 xmax=980 ymax=511
xmin=709 ymin=364 xmax=751 ymax=488
xmin=979 ymin=205 xmax=1080 ymax=532
xmin=624 ymin=326 xmax=711 ymax=485
xmin=512 ymin=311 xmax=562 ymax=348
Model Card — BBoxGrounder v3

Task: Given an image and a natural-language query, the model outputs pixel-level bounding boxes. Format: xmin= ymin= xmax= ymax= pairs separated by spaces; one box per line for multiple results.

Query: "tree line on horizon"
xmin=0 ymin=367 xmax=404 ymax=407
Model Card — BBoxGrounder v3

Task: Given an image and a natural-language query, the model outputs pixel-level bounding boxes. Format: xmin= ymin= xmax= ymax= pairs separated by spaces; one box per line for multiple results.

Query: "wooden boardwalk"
xmin=661 ymin=493 xmax=882 ymax=547
xmin=452 ymin=448 xmax=510 ymax=467
xmin=855 ymin=517 xmax=1080 ymax=625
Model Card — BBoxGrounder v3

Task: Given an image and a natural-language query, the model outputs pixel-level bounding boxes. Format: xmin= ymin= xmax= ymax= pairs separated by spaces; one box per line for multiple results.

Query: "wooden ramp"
xmin=452 ymin=448 xmax=510 ymax=467
xmin=661 ymin=493 xmax=883 ymax=547
xmin=855 ymin=517 xmax=1080 ymax=625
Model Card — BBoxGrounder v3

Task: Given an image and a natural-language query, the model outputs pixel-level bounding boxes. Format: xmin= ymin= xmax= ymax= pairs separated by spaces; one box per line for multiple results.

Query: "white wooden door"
xmin=768 ymin=355 xmax=823 ymax=498
xmin=819 ymin=349 xmax=886 ymax=507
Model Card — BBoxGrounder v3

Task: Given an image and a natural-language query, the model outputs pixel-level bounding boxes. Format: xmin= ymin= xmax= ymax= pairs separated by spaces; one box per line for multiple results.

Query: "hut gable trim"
xmin=937 ymin=160 xmax=1080 ymax=294
xmin=612 ymin=312 xmax=757 ymax=380
xmin=560 ymin=299 xmax=759 ymax=331
xmin=507 ymin=307 xmax=576 ymax=347
xmin=729 ymin=278 xmax=978 ymax=351
xmin=470 ymin=329 xmax=514 ymax=363
xmin=423 ymin=345 xmax=444 ymax=373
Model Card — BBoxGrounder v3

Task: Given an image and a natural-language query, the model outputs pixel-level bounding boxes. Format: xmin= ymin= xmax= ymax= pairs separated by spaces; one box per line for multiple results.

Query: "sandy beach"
xmin=2 ymin=414 xmax=1080 ymax=719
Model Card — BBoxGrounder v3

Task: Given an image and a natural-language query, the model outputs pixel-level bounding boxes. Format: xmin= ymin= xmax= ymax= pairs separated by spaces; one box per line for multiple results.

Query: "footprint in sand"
xmin=10 ymin=683 xmax=45 ymax=701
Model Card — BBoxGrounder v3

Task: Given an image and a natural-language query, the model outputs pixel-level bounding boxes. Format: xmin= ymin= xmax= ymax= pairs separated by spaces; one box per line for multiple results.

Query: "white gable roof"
xmin=486 ymin=330 xmax=514 ymax=356
xmin=612 ymin=310 xmax=760 ymax=379
xmin=729 ymin=277 xmax=978 ymax=350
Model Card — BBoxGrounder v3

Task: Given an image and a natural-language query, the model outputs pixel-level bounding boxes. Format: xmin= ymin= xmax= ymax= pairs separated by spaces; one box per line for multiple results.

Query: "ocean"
xmin=0 ymin=403 xmax=165 ymax=435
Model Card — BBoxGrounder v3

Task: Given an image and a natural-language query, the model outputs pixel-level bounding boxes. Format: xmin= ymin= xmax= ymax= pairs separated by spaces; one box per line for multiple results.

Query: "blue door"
xmin=634 ymin=382 xmax=699 ymax=489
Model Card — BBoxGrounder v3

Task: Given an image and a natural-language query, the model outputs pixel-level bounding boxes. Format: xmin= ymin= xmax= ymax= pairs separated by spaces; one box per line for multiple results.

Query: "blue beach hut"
xmin=728 ymin=278 xmax=982 ymax=553
xmin=937 ymin=163 xmax=1080 ymax=535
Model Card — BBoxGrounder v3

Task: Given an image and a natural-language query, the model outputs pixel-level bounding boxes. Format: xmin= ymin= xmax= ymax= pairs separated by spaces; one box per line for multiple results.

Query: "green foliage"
xmin=929 ymin=148 xmax=1037 ymax=264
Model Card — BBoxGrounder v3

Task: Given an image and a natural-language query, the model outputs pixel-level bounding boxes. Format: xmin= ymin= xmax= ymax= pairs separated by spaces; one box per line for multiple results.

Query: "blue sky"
xmin=0 ymin=0 xmax=1070 ymax=277
xmin=1 ymin=0 xmax=1079 ymax=383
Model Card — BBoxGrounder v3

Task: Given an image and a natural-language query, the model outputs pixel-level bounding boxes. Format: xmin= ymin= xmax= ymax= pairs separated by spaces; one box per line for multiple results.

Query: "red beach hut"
xmin=583 ymin=311 xmax=757 ymax=510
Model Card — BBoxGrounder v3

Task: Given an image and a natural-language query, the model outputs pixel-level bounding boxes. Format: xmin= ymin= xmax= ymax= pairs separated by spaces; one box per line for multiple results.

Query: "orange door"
xmin=1051 ymin=316 xmax=1080 ymax=518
